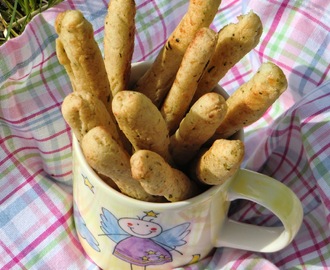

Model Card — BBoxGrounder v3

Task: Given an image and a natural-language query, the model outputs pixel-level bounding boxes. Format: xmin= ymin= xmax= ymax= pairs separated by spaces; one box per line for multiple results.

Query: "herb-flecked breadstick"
xmin=112 ymin=91 xmax=172 ymax=163
xmin=130 ymin=150 xmax=198 ymax=202
xmin=170 ymin=92 xmax=227 ymax=166
xmin=55 ymin=10 xmax=112 ymax=112
xmin=192 ymin=11 xmax=263 ymax=103
xmin=61 ymin=91 xmax=121 ymax=144
xmin=160 ymin=27 xmax=218 ymax=134
xmin=191 ymin=139 xmax=244 ymax=185
xmin=134 ymin=0 xmax=222 ymax=107
xmin=104 ymin=0 xmax=136 ymax=96
xmin=82 ymin=126 xmax=162 ymax=202
xmin=212 ymin=62 xmax=288 ymax=140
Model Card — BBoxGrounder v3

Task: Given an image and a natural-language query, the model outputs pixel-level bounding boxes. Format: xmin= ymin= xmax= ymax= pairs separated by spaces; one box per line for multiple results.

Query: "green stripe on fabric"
xmin=0 ymin=153 xmax=41 ymax=179
xmin=24 ymin=212 xmax=75 ymax=269
xmin=44 ymin=152 xmax=72 ymax=164
xmin=298 ymin=214 xmax=330 ymax=268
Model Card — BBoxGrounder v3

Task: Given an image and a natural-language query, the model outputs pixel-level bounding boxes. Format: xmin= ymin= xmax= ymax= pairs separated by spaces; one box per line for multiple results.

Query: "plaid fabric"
xmin=1 ymin=0 xmax=329 ymax=269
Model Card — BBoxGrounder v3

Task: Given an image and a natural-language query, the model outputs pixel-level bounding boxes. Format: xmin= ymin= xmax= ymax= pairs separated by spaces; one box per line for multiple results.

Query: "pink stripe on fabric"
xmin=309 ymin=137 xmax=330 ymax=161
xmin=270 ymin=143 xmax=304 ymax=180
xmin=0 ymin=130 xmax=70 ymax=148
xmin=284 ymin=1 xmax=330 ymax=32
xmin=32 ymin=52 xmax=57 ymax=74
xmin=135 ymin=35 xmax=165 ymax=61
xmin=219 ymin=0 xmax=240 ymax=12
xmin=66 ymin=0 xmax=77 ymax=10
xmin=319 ymin=64 xmax=330 ymax=85
xmin=136 ymin=0 xmax=153 ymax=9
xmin=277 ymin=238 xmax=329 ymax=268
xmin=0 ymin=240 xmax=28 ymax=270
xmin=303 ymin=220 xmax=328 ymax=268
xmin=94 ymin=26 xmax=104 ymax=36
xmin=302 ymin=92 xmax=330 ymax=108
xmin=0 ymin=143 xmax=69 ymax=168
xmin=2 ymin=208 xmax=73 ymax=269
xmin=265 ymin=114 xmax=298 ymax=174
xmin=231 ymin=251 xmax=253 ymax=269
xmin=0 ymin=169 xmax=43 ymax=204
xmin=0 ymin=146 xmax=38 ymax=167
xmin=276 ymin=220 xmax=330 ymax=268
xmin=291 ymin=239 xmax=307 ymax=270
xmin=5 ymin=38 xmax=58 ymax=82
xmin=221 ymin=70 xmax=252 ymax=87
xmin=135 ymin=29 xmax=146 ymax=60
xmin=134 ymin=1 xmax=170 ymax=61
xmin=101 ymin=0 xmax=108 ymax=7
xmin=302 ymin=110 xmax=330 ymax=131
xmin=253 ymin=52 xmax=320 ymax=87
xmin=152 ymin=0 xmax=168 ymax=42
xmin=31 ymin=25 xmax=62 ymax=107
xmin=0 ymin=103 xmax=60 ymax=124
xmin=259 ymin=0 xmax=289 ymax=59
xmin=0 ymin=104 xmax=59 ymax=124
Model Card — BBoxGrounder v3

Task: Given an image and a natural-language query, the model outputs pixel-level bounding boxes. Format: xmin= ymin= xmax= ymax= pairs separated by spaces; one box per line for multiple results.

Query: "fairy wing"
xmin=74 ymin=203 xmax=100 ymax=252
xmin=100 ymin=207 xmax=129 ymax=243
xmin=152 ymin=222 xmax=190 ymax=252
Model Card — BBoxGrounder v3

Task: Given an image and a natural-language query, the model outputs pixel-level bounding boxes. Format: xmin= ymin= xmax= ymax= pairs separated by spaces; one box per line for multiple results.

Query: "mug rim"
xmin=74 ymin=134 xmax=223 ymax=210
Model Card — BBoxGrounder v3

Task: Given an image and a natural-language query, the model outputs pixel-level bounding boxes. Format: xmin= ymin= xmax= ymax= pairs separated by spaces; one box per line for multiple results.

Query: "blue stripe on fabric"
xmin=0 ymin=33 xmax=57 ymax=85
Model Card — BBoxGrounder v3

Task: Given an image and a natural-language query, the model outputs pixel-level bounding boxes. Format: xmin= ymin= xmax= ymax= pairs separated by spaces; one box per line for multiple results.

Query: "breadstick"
xmin=170 ymin=92 xmax=227 ymax=166
xmin=212 ymin=62 xmax=288 ymax=140
xmin=82 ymin=126 xmax=162 ymax=202
xmin=130 ymin=150 xmax=198 ymax=202
xmin=104 ymin=0 xmax=136 ymax=96
xmin=134 ymin=0 xmax=222 ymax=107
xmin=61 ymin=91 xmax=121 ymax=144
xmin=55 ymin=10 xmax=112 ymax=112
xmin=160 ymin=27 xmax=218 ymax=134
xmin=112 ymin=90 xmax=172 ymax=162
xmin=191 ymin=139 xmax=244 ymax=185
xmin=192 ymin=11 xmax=263 ymax=103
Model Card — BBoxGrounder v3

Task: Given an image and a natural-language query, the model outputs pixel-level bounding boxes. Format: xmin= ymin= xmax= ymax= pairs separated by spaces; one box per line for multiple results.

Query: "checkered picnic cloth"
xmin=1 ymin=0 xmax=329 ymax=269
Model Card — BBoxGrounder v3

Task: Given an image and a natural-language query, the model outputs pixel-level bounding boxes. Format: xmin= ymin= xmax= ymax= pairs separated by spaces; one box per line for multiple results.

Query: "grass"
xmin=0 ymin=0 xmax=63 ymax=45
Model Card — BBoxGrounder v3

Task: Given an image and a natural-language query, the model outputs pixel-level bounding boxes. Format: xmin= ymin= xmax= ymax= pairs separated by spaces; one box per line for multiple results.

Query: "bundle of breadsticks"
xmin=56 ymin=0 xmax=288 ymax=202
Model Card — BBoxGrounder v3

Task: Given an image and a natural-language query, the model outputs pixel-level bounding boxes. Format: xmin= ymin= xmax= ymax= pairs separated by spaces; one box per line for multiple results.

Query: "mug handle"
xmin=216 ymin=169 xmax=303 ymax=252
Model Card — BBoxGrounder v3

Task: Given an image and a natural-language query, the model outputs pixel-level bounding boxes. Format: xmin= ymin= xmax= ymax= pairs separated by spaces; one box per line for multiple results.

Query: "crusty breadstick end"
xmin=82 ymin=126 xmax=162 ymax=202
xmin=55 ymin=10 xmax=112 ymax=112
xmin=213 ymin=62 xmax=288 ymax=139
xmin=61 ymin=91 xmax=120 ymax=144
xmin=170 ymin=92 xmax=227 ymax=165
xmin=131 ymin=150 xmax=198 ymax=202
xmin=134 ymin=0 xmax=222 ymax=106
xmin=112 ymin=90 xmax=172 ymax=162
xmin=193 ymin=10 xmax=263 ymax=102
xmin=191 ymin=139 xmax=245 ymax=185
xmin=160 ymin=27 xmax=218 ymax=134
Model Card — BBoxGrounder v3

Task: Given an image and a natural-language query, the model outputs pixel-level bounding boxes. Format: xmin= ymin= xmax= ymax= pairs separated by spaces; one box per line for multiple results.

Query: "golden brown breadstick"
xmin=191 ymin=139 xmax=244 ymax=185
xmin=112 ymin=91 xmax=172 ymax=162
xmin=170 ymin=92 xmax=227 ymax=165
xmin=192 ymin=11 xmax=263 ymax=103
xmin=55 ymin=10 xmax=112 ymax=112
xmin=82 ymin=126 xmax=162 ymax=202
xmin=104 ymin=0 xmax=136 ymax=96
xmin=130 ymin=150 xmax=198 ymax=202
xmin=212 ymin=62 xmax=288 ymax=140
xmin=160 ymin=27 xmax=218 ymax=134
xmin=134 ymin=0 xmax=222 ymax=107
xmin=61 ymin=91 xmax=121 ymax=144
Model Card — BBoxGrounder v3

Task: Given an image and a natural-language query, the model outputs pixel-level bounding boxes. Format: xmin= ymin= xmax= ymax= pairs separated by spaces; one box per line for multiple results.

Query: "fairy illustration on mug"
xmin=99 ymin=208 xmax=191 ymax=269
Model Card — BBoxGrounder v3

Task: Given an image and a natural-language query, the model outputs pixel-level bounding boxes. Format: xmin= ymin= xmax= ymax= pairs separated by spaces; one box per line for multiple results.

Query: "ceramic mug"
xmin=72 ymin=62 xmax=303 ymax=270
